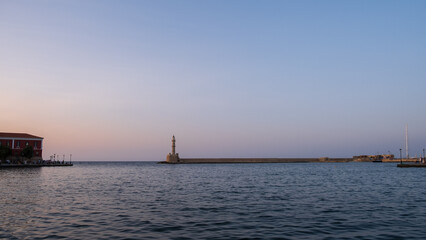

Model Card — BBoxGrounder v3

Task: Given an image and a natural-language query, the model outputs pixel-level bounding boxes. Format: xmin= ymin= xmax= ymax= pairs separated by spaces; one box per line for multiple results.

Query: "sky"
xmin=1 ymin=0 xmax=426 ymax=161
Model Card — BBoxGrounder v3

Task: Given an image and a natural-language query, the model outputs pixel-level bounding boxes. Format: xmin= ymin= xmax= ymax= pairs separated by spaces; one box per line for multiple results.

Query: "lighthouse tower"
xmin=166 ymin=135 xmax=179 ymax=163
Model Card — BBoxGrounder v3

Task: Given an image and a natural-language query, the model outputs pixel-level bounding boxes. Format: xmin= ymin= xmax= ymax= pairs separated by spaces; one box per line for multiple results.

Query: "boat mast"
xmin=405 ymin=124 xmax=409 ymax=159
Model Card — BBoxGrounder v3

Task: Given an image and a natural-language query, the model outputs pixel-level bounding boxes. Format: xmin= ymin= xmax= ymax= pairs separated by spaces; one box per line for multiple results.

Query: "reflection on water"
xmin=1 ymin=162 xmax=426 ymax=239
xmin=0 ymin=168 xmax=42 ymax=238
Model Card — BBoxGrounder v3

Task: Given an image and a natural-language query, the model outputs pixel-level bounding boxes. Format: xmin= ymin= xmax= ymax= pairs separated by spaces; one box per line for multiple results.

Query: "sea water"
xmin=1 ymin=162 xmax=426 ymax=239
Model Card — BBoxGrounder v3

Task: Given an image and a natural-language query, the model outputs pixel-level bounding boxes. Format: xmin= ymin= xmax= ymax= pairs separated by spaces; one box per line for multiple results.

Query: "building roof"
xmin=0 ymin=132 xmax=43 ymax=139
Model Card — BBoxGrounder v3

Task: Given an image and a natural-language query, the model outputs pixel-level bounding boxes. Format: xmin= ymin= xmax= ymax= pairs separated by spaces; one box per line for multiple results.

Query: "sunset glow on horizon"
xmin=1 ymin=1 xmax=426 ymax=160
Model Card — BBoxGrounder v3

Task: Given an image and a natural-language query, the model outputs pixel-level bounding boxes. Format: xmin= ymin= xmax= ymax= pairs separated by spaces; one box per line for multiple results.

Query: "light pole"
xmin=400 ymin=148 xmax=402 ymax=164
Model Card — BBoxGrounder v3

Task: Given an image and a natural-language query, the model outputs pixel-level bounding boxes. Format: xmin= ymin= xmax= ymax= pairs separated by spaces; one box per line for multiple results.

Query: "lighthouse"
xmin=166 ymin=135 xmax=179 ymax=163
xmin=172 ymin=135 xmax=176 ymax=155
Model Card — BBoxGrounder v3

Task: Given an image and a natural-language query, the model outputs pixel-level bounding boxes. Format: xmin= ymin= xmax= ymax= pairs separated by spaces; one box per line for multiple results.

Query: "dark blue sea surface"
xmin=1 ymin=162 xmax=426 ymax=239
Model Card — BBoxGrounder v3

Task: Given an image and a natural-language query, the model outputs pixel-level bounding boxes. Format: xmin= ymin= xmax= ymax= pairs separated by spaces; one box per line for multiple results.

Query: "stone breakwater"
xmin=159 ymin=157 xmax=353 ymax=164
xmin=162 ymin=136 xmax=371 ymax=164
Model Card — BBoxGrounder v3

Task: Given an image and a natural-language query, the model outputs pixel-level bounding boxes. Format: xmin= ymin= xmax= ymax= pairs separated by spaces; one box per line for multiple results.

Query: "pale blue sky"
xmin=1 ymin=1 xmax=425 ymax=160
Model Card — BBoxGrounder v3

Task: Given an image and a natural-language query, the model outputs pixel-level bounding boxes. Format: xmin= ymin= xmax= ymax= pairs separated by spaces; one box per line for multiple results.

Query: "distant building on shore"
xmin=353 ymin=154 xmax=394 ymax=162
xmin=0 ymin=132 xmax=43 ymax=161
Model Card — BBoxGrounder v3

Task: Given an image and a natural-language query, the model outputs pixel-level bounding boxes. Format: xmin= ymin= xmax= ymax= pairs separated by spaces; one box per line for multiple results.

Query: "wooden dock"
xmin=0 ymin=163 xmax=73 ymax=168
xmin=397 ymin=163 xmax=426 ymax=168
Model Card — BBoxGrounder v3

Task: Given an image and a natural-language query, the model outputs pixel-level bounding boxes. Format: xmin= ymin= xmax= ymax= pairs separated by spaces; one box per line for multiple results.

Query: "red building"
xmin=0 ymin=132 xmax=43 ymax=160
